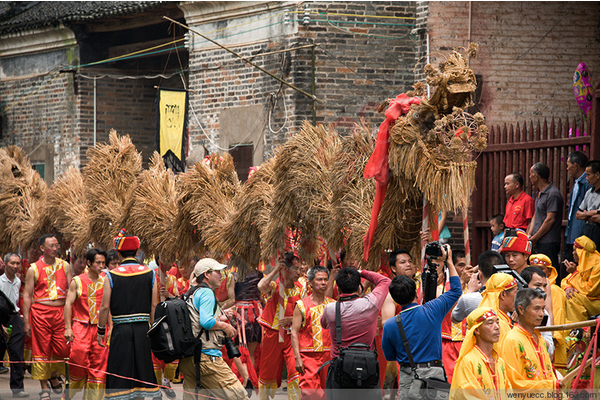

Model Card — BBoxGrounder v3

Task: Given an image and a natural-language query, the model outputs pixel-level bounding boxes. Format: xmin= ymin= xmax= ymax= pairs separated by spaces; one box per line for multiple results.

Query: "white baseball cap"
xmin=192 ymin=258 xmax=227 ymax=278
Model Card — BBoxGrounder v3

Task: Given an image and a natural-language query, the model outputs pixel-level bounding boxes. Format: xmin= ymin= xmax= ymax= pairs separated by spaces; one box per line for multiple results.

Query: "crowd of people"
xmin=0 ymin=153 xmax=598 ymax=400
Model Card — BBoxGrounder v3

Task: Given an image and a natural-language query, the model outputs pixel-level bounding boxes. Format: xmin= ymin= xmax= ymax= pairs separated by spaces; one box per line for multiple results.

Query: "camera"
xmin=493 ymin=264 xmax=528 ymax=289
xmin=422 ymin=241 xmax=448 ymax=304
xmin=224 ymin=336 xmax=241 ymax=359
xmin=424 ymin=241 xmax=444 ymax=259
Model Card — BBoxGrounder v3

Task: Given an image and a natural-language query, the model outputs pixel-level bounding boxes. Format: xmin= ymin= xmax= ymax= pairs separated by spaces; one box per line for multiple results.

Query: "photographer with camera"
xmin=381 ymin=243 xmax=461 ymax=399
xmin=179 ymin=258 xmax=247 ymax=400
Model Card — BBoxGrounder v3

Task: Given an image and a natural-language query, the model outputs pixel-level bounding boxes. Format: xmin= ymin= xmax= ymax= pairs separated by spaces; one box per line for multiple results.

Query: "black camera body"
xmin=425 ymin=241 xmax=444 ymax=259
xmin=224 ymin=336 xmax=241 ymax=359
xmin=422 ymin=241 xmax=448 ymax=304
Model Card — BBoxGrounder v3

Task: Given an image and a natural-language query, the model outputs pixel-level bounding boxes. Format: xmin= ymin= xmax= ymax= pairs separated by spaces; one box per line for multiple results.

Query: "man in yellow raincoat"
xmin=450 ymin=307 xmax=510 ymax=400
xmin=478 ymin=273 xmax=518 ymax=344
xmin=561 ymin=235 xmax=600 ymax=323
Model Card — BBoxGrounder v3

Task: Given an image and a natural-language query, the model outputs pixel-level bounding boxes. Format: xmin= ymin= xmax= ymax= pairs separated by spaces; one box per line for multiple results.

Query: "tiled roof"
xmin=0 ymin=1 xmax=167 ymax=34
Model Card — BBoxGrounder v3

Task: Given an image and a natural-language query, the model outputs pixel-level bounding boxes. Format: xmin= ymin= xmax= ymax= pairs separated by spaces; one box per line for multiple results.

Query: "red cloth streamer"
xmin=363 ymin=93 xmax=421 ymax=261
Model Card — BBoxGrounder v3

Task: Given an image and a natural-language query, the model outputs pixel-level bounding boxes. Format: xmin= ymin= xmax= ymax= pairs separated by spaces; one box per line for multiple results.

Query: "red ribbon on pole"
xmin=362 ymin=93 xmax=421 ymax=261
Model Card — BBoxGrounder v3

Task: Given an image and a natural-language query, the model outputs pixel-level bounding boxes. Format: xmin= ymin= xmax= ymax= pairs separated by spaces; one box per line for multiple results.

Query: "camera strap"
xmin=395 ymin=314 xmax=420 ymax=380
xmin=335 ymin=295 xmax=359 ymax=346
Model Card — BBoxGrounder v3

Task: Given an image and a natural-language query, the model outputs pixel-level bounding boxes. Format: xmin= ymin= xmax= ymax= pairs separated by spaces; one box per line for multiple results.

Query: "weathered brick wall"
xmin=188 ymin=42 xmax=296 ymax=160
xmin=427 ymin=1 xmax=600 ymax=127
xmin=77 ymin=72 xmax=162 ymax=166
xmin=0 ymin=72 xmax=78 ymax=181
xmin=298 ymin=1 xmax=418 ymax=130
xmin=186 ymin=1 xmax=420 ymax=162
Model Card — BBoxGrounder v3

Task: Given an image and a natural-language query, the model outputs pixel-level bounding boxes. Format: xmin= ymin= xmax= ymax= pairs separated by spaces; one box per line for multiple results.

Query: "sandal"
xmin=39 ymin=389 xmax=51 ymax=400
xmin=49 ymin=376 xmax=63 ymax=394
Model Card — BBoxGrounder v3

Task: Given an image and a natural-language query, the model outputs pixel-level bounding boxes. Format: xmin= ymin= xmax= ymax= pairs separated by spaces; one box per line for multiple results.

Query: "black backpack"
xmin=147 ymin=296 xmax=197 ymax=363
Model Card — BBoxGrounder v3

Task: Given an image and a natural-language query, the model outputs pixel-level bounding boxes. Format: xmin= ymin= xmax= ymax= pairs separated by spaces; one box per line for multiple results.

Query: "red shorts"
xmin=30 ymin=303 xmax=70 ymax=380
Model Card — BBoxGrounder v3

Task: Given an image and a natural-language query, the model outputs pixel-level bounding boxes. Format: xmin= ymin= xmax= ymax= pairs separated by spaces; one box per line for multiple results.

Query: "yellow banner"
xmin=159 ymin=90 xmax=186 ymax=160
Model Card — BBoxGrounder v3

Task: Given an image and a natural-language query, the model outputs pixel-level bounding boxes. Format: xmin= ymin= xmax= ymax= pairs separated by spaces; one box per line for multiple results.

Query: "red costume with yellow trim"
xmin=68 ymin=271 xmax=108 ymax=400
xmin=30 ymin=257 xmax=70 ymax=380
xmin=296 ymin=296 xmax=334 ymax=400
xmin=258 ymin=279 xmax=305 ymax=400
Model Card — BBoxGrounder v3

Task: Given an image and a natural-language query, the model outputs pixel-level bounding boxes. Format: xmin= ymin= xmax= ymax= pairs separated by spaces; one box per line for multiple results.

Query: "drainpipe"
xmin=93 ymin=77 xmax=97 ymax=146
xmin=426 ymin=31 xmax=431 ymax=98
xmin=468 ymin=1 xmax=472 ymax=44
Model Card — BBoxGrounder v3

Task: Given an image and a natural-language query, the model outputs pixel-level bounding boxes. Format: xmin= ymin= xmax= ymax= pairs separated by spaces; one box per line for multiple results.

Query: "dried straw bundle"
xmin=328 ymin=120 xmax=376 ymax=262
xmin=47 ymin=166 xmax=90 ymax=255
xmin=263 ymin=122 xmax=341 ymax=262
xmin=206 ymin=155 xmax=276 ymax=272
xmin=368 ymin=174 xmax=423 ymax=270
xmin=203 ymin=153 xmax=242 ymax=199
xmin=120 ymin=152 xmax=180 ymax=264
xmin=176 ymin=153 xmax=239 ymax=258
xmin=82 ymin=129 xmax=142 ymax=249
xmin=0 ymin=146 xmax=50 ymax=253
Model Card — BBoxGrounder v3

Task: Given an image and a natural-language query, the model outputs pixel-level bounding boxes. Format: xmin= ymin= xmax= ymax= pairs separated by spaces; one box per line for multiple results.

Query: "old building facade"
xmin=1 ymin=1 xmax=599 ymax=255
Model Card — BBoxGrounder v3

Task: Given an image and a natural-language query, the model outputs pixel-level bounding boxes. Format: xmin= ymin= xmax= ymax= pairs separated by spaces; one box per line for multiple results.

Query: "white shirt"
xmin=0 ymin=273 xmax=21 ymax=312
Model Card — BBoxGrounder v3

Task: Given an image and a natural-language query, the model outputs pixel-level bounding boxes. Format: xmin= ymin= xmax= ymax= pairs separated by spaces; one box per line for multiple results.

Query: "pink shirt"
xmin=321 ymin=270 xmax=391 ymax=358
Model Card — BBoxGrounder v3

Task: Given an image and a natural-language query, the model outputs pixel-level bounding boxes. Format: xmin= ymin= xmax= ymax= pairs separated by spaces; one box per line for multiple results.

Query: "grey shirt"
xmin=452 ymin=291 xmax=483 ymax=323
xmin=579 ymin=187 xmax=600 ymax=223
xmin=0 ymin=273 xmax=21 ymax=312
xmin=532 ymin=183 xmax=564 ymax=244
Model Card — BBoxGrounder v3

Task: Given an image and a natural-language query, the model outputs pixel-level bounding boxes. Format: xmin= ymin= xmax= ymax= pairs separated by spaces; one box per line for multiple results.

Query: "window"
xmin=32 ymin=163 xmax=45 ymax=180
xmin=229 ymin=144 xmax=253 ymax=182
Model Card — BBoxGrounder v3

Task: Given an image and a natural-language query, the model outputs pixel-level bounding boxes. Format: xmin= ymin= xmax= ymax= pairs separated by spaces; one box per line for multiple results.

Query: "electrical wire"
xmin=1 ymin=7 xmax=418 ymax=111
xmin=188 ymin=99 xmax=267 ymax=153
xmin=77 ymin=72 xmax=184 ymax=80
xmin=268 ymin=91 xmax=288 ymax=134
xmin=2 ymin=70 xmax=62 ymax=112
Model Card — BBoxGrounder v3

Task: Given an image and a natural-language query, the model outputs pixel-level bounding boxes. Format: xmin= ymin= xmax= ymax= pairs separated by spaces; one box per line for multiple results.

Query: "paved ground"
xmin=0 ymin=367 xmax=290 ymax=400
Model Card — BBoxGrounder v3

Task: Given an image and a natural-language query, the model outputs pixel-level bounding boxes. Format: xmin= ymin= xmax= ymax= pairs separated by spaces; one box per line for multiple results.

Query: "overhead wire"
xmin=1 ymin=7 xmax=417 ymax=112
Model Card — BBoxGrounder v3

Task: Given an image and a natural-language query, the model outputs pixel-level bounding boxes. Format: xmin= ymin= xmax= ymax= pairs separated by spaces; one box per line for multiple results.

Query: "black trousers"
xmin=0 ymin=313 xmax=25 ymax=393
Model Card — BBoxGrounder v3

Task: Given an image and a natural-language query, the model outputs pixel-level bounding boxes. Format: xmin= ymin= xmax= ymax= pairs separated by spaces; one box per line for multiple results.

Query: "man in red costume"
xmin=64 ymin=248 xmax=108 ymax=400
xmin=291 ymin=265 xmax=334 ymax=399
xmin=22 ymin=233 xmax=72 ymax=399
xmin=257 ymin=252 xmax=306 ymax=399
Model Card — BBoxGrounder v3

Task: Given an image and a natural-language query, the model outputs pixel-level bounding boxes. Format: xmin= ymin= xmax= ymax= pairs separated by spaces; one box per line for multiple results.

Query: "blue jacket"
xmin=566 ymin=172 xmax=591 ymax=244
xmin=381 ymin=276 xmax=462 ymax=364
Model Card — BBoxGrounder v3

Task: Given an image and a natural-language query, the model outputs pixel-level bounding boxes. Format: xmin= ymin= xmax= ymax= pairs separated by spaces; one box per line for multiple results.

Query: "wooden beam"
xmin=108 ymin=37 xmax=184 ymax=59
xmin=482 ymin=135 xmax=592 ymax=153
xmin=536 ymin=319 xmax=598 ymax=332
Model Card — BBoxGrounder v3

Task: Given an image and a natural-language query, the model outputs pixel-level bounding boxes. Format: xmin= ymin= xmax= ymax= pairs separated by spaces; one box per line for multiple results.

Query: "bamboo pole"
xmin=163 ymin=16 xmax=324 ymax=104
xmin=536 ymin=319 xmax=598 ymax=332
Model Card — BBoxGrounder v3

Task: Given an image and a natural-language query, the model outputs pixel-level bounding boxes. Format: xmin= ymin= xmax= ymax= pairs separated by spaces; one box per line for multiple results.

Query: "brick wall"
xmin=0 ymin=72 xmax=77 ymax=181
xmin=427 ymin=1 xmax=600 ymax=127
xmin=77 ymin=71 xmax=171 ymax=166
xmin=186 ymin=1 xmax=420 ymax=162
